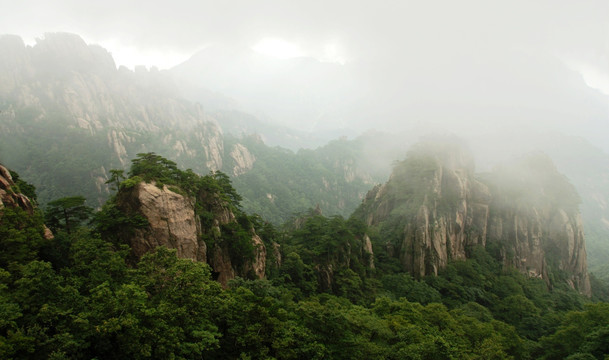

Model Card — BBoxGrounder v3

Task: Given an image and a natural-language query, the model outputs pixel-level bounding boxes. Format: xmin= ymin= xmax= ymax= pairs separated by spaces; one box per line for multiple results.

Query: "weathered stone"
xmin=117 ymin=179 xmax=269 ymax=288
xmin=0 ymin=164 xmax=53 ymax=239
xmin=230 ymin=143 xmax=256 ymax=176
xmin=357 ymin=145 xmax=591 ymax=295
xmin=117 ymin=182 xmax=206 ymax=262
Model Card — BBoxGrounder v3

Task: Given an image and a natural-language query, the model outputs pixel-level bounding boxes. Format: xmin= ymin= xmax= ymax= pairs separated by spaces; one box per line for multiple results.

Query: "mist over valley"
xmin=1 ymin=2 xmax=609 ymax=358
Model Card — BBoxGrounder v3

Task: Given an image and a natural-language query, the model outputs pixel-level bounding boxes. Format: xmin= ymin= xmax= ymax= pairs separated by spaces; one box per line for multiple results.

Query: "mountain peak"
xmin=356 ymin=141 xmax=590 ymax=295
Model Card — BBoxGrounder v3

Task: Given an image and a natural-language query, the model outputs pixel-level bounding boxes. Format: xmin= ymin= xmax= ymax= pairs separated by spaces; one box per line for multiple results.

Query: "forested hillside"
xmin=2 ymin=152 xmax=609 ymax=359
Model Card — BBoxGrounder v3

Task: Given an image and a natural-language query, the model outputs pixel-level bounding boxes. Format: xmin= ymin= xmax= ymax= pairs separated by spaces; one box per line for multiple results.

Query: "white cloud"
xmin=251 ymin=38 xmax=304 ymax=59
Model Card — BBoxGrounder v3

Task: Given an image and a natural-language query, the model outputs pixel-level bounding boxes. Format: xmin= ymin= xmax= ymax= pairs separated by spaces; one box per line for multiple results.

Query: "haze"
xmin=1 ymin=0 xmax=608 ymax=152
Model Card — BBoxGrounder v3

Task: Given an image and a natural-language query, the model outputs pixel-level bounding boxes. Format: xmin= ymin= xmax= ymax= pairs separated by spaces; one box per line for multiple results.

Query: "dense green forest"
xmin=228 ymin=135 xmax=378 ymax=224
xmin=1 ymin=156 xmax=609 ymax=359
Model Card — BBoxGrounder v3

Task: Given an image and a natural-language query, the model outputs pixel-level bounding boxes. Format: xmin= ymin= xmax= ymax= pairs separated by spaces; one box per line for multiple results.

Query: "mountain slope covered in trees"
xmin=2 ymin=156 xmax=609 ymax=359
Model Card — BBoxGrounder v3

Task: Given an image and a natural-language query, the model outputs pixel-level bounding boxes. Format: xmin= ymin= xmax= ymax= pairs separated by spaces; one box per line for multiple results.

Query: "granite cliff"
xmin=115 ymin=176 xmax=267 ymax=287
xmin=0 ymin=33 xmax=227 ymax=205
xmin=356 ymin=141 xmax=590 ymax=295
xmin=0 ymin=164 xmax=53 ymax=239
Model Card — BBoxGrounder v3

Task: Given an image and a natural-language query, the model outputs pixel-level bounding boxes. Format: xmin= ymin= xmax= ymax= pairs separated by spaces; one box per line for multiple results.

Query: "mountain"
xmin=0 ymin=33 xmax=227 ymax=205
xmin=470 ymin=131 xmax=609 ymax=283
xmin=355 ymin=139 xmax=591 ymax=295
xmin=1 ymin=32 xmax=607 ymax=290
xmin=0 ymin=33 xmax=375 ymax=222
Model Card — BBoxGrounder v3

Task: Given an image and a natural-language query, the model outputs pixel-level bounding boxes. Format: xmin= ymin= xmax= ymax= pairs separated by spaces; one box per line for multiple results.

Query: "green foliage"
xmin=105 ymin=169 xmax=125 ymax=192
xmin=380 ymin=273 xmax=442 ymax=304
xmin=0 ymin=207 xmax=47 ymax=271
xmin=219 ymin=221 xmax=255 ymax=273
xmin=44 ymin=196 xmax=93 ymax=234
xmin=92 ymin=200 xmax=148 ymax=246
xmin=8 ymin=170 xmax=37 ymax=203
xmin=279 ymin=214 xmax=375 ymax=303
xmin=129 ymin=152 xmax=181 ymax=186
xmin=229 ymin=135 xmax=380 ymax=224
xmin=538 ymin=302 xmax=609 ymax=359
xmin=1 ymin=154 xmax=605 ymax=359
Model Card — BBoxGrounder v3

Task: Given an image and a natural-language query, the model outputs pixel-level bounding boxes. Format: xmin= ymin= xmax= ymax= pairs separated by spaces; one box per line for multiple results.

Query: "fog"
xmin=3 ymin=0 xmax=609 ymax=281
xmin=2 ymin=0 xmax=609 ymax=152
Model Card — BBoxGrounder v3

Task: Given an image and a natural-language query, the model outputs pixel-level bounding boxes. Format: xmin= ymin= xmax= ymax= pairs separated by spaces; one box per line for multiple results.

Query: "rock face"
xmin=116 ymin=180 xmax=267 ymax=287
xmin=359 ymin=142 xmax=490 ymax=278
xmin=0 ymin=165 xmax=53 ymax=239
xmin=484 ymin=153 xmax=591 ymax=295
xmin=357 ymin=142 xmax=591 ymax=295
xmin=229 ymin=143 xmax=256 ymax=176
xmin=116 ymin=182 xmax=205 ymax=261
xmin=0 ymin=165 xmax=35 ymax=214
xmin=0 ymin=33 xmax=232 ymax=205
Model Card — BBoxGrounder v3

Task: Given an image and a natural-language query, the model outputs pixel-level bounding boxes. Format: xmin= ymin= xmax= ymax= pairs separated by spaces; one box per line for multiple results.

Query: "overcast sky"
xmin=1 ymin=1 xmax=606 ymax=70
xmin=1 ymin=0 xmax=609 ymax=149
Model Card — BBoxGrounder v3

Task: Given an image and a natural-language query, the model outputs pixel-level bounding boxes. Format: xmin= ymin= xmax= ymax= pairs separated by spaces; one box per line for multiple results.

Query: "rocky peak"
xmin=484 ymin=153 xmax=590 ymax=295
xmin=0 ymin=32 xmax=228 ymax=205
xmin=116 ymin=178 xmax=267 ymax=287
xmin=361 ymin=141 xmax=490 ymax=278
xmin=31 ymin=32 xmax=116 ymax=76
xmin=116 ymin=181 xmax=206 ymax=262
xmin=357 ymin=143 xmax=590 ymax=295
xmin=229 ymin=143 xmax=256 ymax=176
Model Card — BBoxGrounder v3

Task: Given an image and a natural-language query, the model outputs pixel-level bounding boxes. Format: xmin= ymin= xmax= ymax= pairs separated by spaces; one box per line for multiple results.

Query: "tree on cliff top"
xmin=129 ymin=152 xmax=180 ymax=185
xmin=45 ymin=195 xmax=93 ymax=234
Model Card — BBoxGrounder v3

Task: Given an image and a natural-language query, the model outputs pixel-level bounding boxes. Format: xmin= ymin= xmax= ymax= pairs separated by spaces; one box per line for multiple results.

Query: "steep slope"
xmin=230 ymin=135 xmax=380 ymax=224
xmin=0 ymin=33 xmax=224 ymax=205
xmin=0 ymin=165 xmax=54 ymax=271
xmin=0 ymin=33 xmax=381 ymax=225
xmin=471 ymin=132 xmax=609 ymax=283
xmin=110 ymin=155 xmax=268 ymax=287
xmin=355 ymin=140 xmax=491 ymax=277
xmin=0 ymin=165 xmax=53 ymax=239
xmin=483 ymin=153 xmax=590 ymax=294
xmin=0 ymin=165 xmax=37 ymax=215
xmin=116 ymin=182 xmax=206 ymax=262
xmin=355 ymin=141 xmax=591 ymax=295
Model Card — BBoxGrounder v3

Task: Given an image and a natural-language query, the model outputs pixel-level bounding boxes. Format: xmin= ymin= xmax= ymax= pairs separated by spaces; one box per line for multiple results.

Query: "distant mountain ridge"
xmin=0 ymin=33 xmax=378 ymax=223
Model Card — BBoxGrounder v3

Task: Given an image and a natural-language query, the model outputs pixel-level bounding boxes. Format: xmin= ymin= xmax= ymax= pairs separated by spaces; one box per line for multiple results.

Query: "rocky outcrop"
xmin=485 ymin=153 xmax=590 ymax=294
xmin=357 ymin=142 xmax=591 ymax=295
xmin=0 ymin=165 xmax=35 ymax=214
xmin=0 ymin=33 xmax=230 ymax=205
xmin=116 ymin=179 xmax=268 ymax=287
xmin=249 ymin=234 xmax=267 ymax=278
xmin=0 ymin=165 xmax=53 ymax=239
xmin=229 ymin=143 xmax=256 ymax=176
xmin=199 ymin=193 xmax=267 ymax=286
xmin=116 ymin=182 xmax=206 ymax=261
xmin=360 ymin=142 xmax=490 ymax=278
xmin=363 ymin=234 xmax=375 ymax=269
